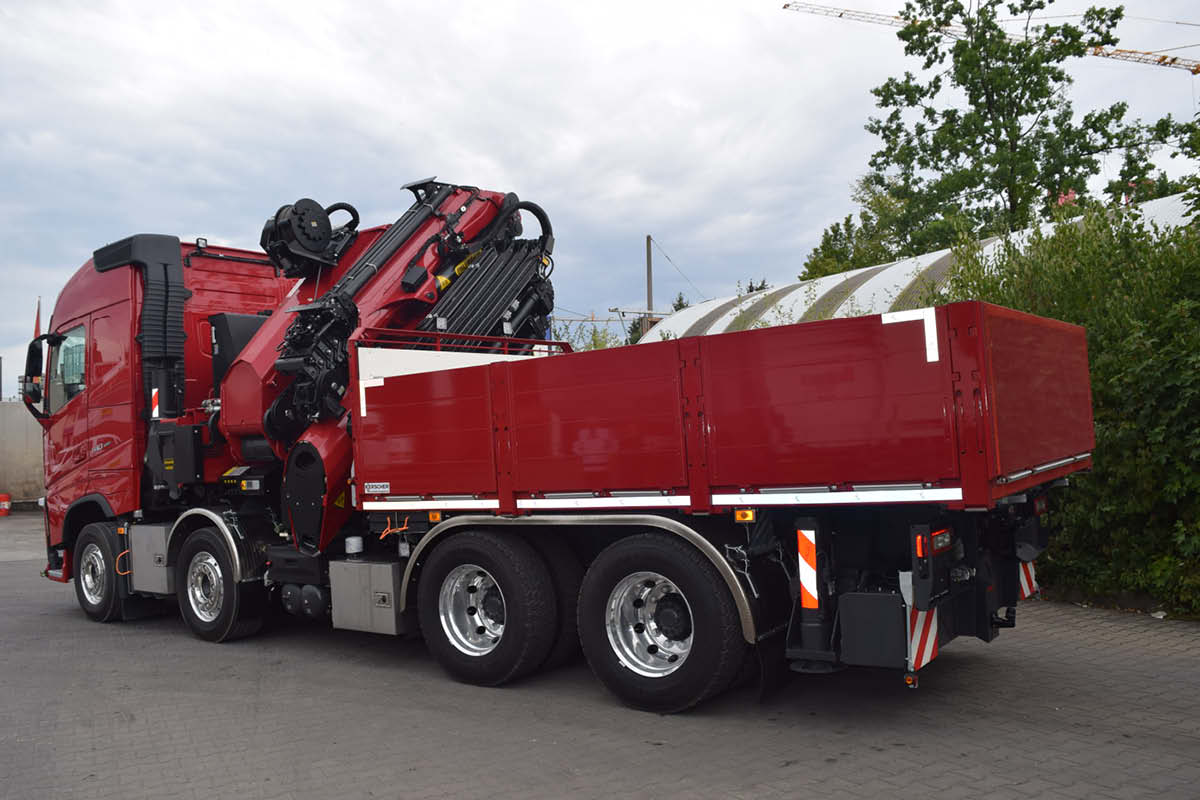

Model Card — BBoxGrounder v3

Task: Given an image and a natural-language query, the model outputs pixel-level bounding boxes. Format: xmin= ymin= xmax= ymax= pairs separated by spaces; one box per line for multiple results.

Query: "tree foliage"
xmin=804 ymin=0 xmax=1190 ymax=280
xmin=937 ymin=208 xmax=1200 ymax=613
xmin=736 ymin=277 xmax=771 ymax=295
xmin=868 ymin=0 xmax=1141 ymax=232
xmin=551 ymin=319 xmax=625 ymax=351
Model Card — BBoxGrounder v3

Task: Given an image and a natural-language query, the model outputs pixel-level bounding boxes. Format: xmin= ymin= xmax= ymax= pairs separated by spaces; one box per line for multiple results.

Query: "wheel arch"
xmin=400 ymin=514 xmax=758 ymax=644
xmin=166 ymin=508 xmax=252 ymax=583
xmin=61 ymin=494 xmax=116 ymax=576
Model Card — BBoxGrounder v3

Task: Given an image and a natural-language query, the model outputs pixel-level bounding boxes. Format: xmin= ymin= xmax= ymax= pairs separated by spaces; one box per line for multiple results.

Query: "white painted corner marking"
xmin=359 ymin=378 xmax=384 ymax=416
xmin=881 ymin=306 xmax=939 ymax=362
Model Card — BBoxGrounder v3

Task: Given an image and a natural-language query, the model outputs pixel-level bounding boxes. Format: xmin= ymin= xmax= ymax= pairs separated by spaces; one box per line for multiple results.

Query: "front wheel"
xmin=176 ymin=527 xmax=263 ymax=642
xmin=73 ymin=522 xmax=121 ymax=622
xmin=418 ymin=531 xmax=557 ymax=686
xmin=578 ymin=533 xmax=746 ymax=713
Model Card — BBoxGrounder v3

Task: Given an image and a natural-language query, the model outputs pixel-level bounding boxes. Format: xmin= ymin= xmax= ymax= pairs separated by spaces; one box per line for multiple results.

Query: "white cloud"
xmin=1 ymin=0 xmax=1196 ymax=395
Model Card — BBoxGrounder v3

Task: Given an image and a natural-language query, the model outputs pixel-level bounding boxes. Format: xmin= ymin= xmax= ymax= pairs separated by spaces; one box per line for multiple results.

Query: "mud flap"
xmin=99 ymin=524 xmax=173 ymax=621
xmin=756 ymin=633 xmax=791 ymax=701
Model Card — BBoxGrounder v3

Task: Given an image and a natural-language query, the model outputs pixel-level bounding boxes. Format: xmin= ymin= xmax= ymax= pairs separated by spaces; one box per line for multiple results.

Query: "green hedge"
xmin=939 ymin=208 xmax=1200 ymax=613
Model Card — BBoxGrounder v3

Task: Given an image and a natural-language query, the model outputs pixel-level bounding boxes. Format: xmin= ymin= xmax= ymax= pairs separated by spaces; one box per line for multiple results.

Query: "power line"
xmin=1126 ymin=16 xmax=1200 ymax=28
xmin=554 ymin=304 xmax=590 ymax=317
xmin=1148 ymin=43 xmax=1200 ymax=53
xmin=649 ymin=237 xmax=708 ymax=301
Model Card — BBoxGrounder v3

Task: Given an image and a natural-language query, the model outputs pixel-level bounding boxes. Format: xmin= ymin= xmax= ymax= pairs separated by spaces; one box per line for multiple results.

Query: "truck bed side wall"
xmin=355 ymin=308 xmax=965 ymax=508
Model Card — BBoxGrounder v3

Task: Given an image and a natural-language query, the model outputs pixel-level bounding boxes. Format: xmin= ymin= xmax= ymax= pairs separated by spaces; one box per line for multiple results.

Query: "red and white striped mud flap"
xmin=906 ymin=606 xmax=939 ymax=672
xmin=1019 ymin=560 xmax=1040 ymax=600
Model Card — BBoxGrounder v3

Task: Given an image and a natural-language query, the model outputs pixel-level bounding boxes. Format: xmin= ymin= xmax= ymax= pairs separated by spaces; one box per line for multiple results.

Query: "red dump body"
xmin=352 ymin=301 xmax=1094 ymax=515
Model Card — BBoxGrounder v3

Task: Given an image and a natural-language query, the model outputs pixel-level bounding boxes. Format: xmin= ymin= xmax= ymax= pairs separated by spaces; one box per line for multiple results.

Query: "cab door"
xmin=86 ymin=301 xmax=138 ymax=511
xmin=44 ymin=321 xmax=90 ymax=496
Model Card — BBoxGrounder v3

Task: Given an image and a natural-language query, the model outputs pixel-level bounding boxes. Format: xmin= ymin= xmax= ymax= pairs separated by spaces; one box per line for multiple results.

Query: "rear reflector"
xmin=796 ymin=528 xmax=818 ymax=609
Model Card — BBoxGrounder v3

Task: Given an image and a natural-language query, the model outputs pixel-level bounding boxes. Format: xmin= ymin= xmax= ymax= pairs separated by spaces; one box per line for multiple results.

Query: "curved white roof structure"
xmin=641 ymin=193 xmax=1192 ymax=342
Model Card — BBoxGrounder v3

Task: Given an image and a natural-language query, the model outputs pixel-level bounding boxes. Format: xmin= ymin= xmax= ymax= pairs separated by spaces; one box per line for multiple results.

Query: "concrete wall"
xmin=0 ymin=402 xmax=44 ymax=500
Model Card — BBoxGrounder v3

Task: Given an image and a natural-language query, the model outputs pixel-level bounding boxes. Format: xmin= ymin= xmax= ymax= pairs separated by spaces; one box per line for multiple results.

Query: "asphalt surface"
xmin=1 ymin=511 xmax=1198 ymax=800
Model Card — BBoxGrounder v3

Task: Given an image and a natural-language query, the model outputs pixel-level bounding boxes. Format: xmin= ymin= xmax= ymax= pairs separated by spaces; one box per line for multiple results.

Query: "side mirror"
xmin=19 ymin=334 xmax=57 ymax=424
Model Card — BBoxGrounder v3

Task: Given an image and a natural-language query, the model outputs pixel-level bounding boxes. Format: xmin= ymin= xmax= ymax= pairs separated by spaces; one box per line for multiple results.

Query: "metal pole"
xmin=645 ymin=235 xmax=653 ymax=315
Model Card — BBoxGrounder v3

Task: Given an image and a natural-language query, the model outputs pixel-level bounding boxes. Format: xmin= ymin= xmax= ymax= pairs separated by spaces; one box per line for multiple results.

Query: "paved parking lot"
xmin=1 ymin=511 xmax=1197 ymax=800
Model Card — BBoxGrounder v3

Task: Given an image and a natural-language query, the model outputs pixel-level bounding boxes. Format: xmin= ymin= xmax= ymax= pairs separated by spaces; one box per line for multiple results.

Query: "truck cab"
xmin=21 ymin=236 xmax=294 ymax=579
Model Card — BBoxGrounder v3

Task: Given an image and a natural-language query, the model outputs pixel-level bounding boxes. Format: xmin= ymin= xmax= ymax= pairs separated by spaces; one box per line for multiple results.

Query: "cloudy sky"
xmin=2 ymin=0 xmax=1197 ymax=397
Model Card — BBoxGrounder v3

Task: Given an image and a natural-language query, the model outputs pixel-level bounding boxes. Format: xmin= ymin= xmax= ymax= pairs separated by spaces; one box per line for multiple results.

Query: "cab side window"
xmin=47 ymin=324 xmax=86 ymax=414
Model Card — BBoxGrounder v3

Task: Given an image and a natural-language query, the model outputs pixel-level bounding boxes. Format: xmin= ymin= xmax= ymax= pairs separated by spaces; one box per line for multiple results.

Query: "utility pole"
xmin=645 ymin=235 xmax=653 ymax=315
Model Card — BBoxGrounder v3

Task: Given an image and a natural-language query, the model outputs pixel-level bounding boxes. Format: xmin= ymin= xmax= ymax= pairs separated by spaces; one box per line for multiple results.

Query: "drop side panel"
xmin=701 ymin=313 xmax=959 ymax=489
xmin=980 ymin=304 xmax=1095 ymax=477
xmin=506 ymin=343 xmax=689 ymax=493
xmin=356 ymin=364 xmax=500 ymax=497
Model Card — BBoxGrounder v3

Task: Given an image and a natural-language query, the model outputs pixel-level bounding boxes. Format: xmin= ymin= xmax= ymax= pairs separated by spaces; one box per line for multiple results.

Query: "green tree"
xmin=800 ymin=174 xmax=972 ymax=279
xmin=551 ymin=319 xmax=624 ymax=351
xmin=804 ymin=0 xmax=1191 ymax=282
xmin=736 ymin=278 xmax=771 ymax=296
xmin=867 ymin=0 xmax=1146 ymax=234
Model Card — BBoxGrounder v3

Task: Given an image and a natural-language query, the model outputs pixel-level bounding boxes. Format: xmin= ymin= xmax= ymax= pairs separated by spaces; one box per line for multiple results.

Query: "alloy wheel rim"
xmin=439 ymin=563 xmax=506 ymax=656
xmin=79 ymin=542 xmax=107 ymax=606
xmin=187 ymin=551 xmax=224 ymax=623
xmin=606 ymin=571 xmax=693 ymax=678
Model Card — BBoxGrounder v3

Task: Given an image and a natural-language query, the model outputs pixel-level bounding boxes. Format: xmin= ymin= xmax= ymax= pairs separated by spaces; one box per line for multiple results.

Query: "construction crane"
xmin=782 ymin=2 xmax=1200 ymax=74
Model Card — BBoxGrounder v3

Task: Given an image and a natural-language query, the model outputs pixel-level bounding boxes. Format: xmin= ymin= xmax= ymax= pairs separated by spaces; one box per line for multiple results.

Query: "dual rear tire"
xmin=418 ymin=529 xmax=746 ymax=713
xmin=417 ymin=530 xmax=559 ymax=686
xmin=578 ymin=533 xmax=747 ymax=713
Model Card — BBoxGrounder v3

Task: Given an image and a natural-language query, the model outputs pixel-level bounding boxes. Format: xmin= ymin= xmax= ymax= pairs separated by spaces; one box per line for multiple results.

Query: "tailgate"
xmin=980 ymin=303 xmax=1094 ymax=480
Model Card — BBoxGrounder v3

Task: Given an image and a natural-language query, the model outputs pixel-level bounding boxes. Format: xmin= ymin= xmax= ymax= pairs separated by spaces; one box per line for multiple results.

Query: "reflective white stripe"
xmin=908 ymin=607 xmax=939 ymax=671
xmin=881 ymin=306 xmax=939 ymax=362
xmin=918 ymin=610 xmax=938 ymax=667
xmin=797 ymin=528 xmax=818 ymax=604
xmin=1019 ymin=561 xmax=1039 ymax=599
xmin=712 ymin=488 xmax=962 ymax=506
xmin=516 ymin=495 xmax=691 ymax=510
xmin=363 ymin=499 xmax=500 ymax=511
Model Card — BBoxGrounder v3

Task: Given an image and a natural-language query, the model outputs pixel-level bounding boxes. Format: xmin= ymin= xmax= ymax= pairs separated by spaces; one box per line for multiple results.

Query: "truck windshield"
xmin=46 ymin=324 xmax=86 ymax=414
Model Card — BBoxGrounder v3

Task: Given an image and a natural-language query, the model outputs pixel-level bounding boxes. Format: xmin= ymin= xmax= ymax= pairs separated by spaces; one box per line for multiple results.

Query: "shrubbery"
xmin=937 ymin=207 xmax=1200 ymax=613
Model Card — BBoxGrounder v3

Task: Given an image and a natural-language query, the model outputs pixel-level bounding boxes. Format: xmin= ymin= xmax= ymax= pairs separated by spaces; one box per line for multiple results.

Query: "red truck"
xmin=20 ymin=179 xmax=1093 ymax=712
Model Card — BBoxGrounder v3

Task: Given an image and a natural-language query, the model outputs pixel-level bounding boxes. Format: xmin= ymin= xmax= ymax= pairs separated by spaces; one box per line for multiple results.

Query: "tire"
xmin=176 ymin=527 xmax=264 ymax=643
xmin=578 ymin=532 xmax=746 ymax=713
xmin=525 ymin=534 xmax=584 ymax=670
xmin=418 ymin=530 xmax=557 ymax=686
xmin=73 ymin=522 xmax=121 ymax=622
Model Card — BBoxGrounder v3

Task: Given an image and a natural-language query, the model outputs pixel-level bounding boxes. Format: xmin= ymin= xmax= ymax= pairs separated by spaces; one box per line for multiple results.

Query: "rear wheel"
xmin=73 ymin=522 xmax=121 ymax=622
xmin=578 ymin=533 xmax=746 ymax=713
xmin=418 ymin=531 xmax=557 ymax=686
xmin=176 ymin=527 xmax=264 ymax=642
